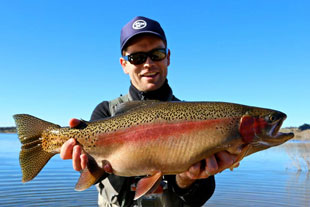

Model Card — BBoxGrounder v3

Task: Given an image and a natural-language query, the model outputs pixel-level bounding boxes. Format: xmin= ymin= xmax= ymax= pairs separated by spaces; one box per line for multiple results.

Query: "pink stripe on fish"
xmin=96 ymin=118 xmax=238 ymax=146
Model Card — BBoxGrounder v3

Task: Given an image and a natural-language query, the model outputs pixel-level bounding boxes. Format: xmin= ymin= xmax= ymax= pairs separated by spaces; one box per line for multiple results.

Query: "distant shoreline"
xmin=0 ymin=127 xmax=16 ymax=133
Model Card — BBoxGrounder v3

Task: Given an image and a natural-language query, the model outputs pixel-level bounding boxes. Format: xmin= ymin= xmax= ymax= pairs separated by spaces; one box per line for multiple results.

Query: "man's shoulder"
xmin=91 ymin=94 xmax=130 ymax=121
xmin=90 ymin=101 xmax=110 ymax=121
xmin=109 ymin=94 xmax=130 ymax=106
xmin=108 ymin=94 xmax=130 ymax=116
xmin=172 ymin=95 xmax=181 ymax=101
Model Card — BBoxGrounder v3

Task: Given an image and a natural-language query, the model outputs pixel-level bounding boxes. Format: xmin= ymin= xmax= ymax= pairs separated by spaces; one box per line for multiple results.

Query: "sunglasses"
xmin=123 ymin=48 xmax=168 ymax=65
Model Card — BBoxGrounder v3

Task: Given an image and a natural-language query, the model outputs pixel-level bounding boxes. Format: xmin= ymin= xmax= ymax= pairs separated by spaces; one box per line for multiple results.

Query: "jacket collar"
xmin=129 ymin=80 xmax=173 ymax=101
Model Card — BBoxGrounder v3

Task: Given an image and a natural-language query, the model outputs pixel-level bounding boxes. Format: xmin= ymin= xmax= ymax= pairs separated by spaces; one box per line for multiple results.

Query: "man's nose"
xmin=144 ymin=56 xmax=154 ymax=66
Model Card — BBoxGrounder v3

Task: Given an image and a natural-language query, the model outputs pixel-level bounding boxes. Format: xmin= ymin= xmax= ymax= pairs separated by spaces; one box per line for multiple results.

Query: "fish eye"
xmin=269 ymin=114 xmax=276 ymax=122
xmin=264 ymin=114 xmax=276 ymax=123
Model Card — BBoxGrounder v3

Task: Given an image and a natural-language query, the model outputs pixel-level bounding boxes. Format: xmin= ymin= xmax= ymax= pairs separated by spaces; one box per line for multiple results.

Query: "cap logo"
xmin=132 ymin=20 xmax=147 ymax=30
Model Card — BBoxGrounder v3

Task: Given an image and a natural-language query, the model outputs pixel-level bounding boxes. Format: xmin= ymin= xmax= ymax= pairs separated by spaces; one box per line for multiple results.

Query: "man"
xmin=60 ymin=16 xmax=237 ymax=206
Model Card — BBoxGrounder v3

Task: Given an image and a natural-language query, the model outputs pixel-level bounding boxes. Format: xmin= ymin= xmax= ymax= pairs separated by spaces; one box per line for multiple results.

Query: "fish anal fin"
xmin=75 ymin=156 xmax=107 ymax=191
xmin=134 ymin=171 xmax=163 ymax=200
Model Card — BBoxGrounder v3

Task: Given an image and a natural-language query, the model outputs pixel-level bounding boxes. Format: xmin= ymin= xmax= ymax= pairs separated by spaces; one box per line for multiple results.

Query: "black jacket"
xmin=90 ymin=80 xmax=215 ymax=207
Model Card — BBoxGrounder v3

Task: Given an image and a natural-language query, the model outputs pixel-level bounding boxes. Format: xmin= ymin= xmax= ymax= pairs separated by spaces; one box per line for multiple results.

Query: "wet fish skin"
xmin=13 ymin=101 xmax=294 ymax=199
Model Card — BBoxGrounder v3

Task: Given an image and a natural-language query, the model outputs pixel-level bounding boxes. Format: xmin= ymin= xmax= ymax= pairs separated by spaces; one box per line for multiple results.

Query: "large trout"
xmin=14 ymin=101 xmax=294 ymax=199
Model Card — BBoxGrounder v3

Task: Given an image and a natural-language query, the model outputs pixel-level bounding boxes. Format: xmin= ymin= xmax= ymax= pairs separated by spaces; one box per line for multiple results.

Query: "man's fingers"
xmin=72 ymin=145 xmax=82 ymax=171
xmin=206 ymin=155 xmax=218 ymax=174
xmin=200 ymin=169 xmax=212 ymax=178
xmin=69 ymin=118 xmax=81 ymax=128
xmin=187 ymin=162 xmax=201 ymax=179
xmin=60 ymin=138 xmax=76 ymax=160
xmin=60 ymin=138 xmax=87 ymax=172
xmin=80 ymin=154 xmax=88 ymax=170
xmin=215 ymin=151 xmax=237 ymax=170
xmin=178 ymin=151 xmax=240 ymax=182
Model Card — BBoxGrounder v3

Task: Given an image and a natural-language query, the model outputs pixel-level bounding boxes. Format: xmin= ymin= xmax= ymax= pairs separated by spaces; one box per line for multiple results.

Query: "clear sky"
xmin=1 ymin=0 xmax=309 ymax=127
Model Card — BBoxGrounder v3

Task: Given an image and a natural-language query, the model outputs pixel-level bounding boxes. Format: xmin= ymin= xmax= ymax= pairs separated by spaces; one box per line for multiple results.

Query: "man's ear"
xmin=167 ymin=49 xmax=171 ymax=66
xmin=120 ymin=57 xmax=129 ymax=74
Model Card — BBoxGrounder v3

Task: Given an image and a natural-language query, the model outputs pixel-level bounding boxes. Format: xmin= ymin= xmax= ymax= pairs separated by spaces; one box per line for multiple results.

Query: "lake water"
xmin=0 ymin=133 xmax=309 ymax=207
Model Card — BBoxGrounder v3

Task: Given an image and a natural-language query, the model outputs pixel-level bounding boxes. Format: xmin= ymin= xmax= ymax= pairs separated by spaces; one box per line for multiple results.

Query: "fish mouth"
xmin=270 ymin=116 xmax=285 ymax=137
xmin=259 ymin=112 xmax=294 ymax=146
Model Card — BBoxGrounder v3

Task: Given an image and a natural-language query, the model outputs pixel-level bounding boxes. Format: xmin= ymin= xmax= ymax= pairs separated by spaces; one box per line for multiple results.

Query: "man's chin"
xmin=141 ymin=82 xmax=162 ymax=92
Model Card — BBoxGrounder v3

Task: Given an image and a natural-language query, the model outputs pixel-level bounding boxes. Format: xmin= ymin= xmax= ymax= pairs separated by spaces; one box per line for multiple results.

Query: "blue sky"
xmin=1 ymin=0 xmax=309 ymax=127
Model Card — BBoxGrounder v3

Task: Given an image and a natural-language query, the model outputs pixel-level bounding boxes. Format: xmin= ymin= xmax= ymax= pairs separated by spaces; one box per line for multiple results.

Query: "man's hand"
xmin=60 ymin=118 xmax=89 ymax=171
xmin=176 ymin=151 xmax=238 ymax=188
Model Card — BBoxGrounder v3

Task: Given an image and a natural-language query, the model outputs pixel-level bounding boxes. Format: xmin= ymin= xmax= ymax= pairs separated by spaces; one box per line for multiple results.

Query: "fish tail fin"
xmin=13 ymin=114 xmax=59 ymax=183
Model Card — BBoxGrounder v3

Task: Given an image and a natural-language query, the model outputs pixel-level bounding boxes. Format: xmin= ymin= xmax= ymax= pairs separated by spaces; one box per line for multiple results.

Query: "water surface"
xmin=0 ymin=133 xmax=98 ymax=207
xmin=207 ymin=141 xmax=310 ymax=207
xmin=0 ymin=133 xmax=309 ymax=206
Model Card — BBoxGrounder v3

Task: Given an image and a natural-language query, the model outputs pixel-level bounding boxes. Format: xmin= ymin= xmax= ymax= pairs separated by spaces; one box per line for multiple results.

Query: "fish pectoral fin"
xmin=230 ymin=162 xmax=240 ymax=171
xmin=229 ymin=144 xmax=252 ymax=171
xmin=134 ymin=171 xmax=163 ymax=200
xmin=75 ymin=156 xmax=106 ymax=191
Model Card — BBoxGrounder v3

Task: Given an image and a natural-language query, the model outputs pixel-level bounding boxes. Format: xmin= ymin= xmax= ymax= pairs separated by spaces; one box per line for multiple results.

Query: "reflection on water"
xmin=284 ymin=141 xmax=310 ymax=171
xmin=208 ymin=171 xmax=310 ymax=207
xmin=0 ymin=134 xmax=98 ymax=207
xmin=286 ymin=171 xmax=310 ymax=207
xmin=0 ymin=134 xmax=309 ymax=207
xmin=207 ymin=141 xmax=310 ymax=207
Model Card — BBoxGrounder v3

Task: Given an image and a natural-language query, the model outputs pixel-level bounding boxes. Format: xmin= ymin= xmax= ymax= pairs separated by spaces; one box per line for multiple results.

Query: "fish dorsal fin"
xmin=75 ymin=156 xmax=107 ymax=191
xmin=114 ymin=100 xmax=161 ymax=116
xmin=134 ymin=171 xmax=163 ymax=200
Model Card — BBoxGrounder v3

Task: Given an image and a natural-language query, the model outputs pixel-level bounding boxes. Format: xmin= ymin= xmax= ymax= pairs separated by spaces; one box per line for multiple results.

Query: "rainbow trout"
xmin=14 ymin=101 xmax=294 ymax=199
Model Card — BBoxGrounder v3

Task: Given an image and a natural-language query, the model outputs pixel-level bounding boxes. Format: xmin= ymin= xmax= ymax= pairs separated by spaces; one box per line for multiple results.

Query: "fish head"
xmin=257 ymin=110 xmax=294 ymax=144
xmin=240 ymin=109 xmax=294 ymax=147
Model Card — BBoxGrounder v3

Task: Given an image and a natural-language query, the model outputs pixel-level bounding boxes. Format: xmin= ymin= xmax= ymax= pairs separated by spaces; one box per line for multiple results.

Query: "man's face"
xmin=120 ymin=35 xmax=170 ymax=92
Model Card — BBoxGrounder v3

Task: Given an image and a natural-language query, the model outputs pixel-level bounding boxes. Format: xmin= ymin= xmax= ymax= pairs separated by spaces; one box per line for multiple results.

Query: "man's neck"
xmin=129 ymin=80 xmax=173 ymax=101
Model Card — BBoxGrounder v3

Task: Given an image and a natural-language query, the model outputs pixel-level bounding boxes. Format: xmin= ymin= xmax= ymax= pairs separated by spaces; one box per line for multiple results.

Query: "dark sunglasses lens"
xmin=127 ymin=49 xmax=167 ymax=65
xmin=129 ymin=53 xmax=147 ymax=65
xmin=150 ymin=49 xmax=167 ymax=61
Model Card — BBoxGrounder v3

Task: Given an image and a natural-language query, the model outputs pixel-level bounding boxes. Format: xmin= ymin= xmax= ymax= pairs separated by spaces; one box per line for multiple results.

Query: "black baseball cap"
xmin=120 ymin=16 xmax=167 ymax=52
